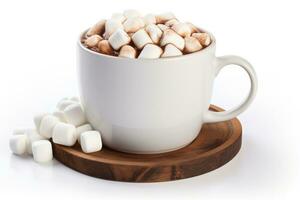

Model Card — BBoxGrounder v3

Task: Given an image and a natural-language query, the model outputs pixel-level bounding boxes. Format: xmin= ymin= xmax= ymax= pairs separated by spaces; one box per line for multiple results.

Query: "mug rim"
xmin=78 ymin=27 xmax=216 ymax=62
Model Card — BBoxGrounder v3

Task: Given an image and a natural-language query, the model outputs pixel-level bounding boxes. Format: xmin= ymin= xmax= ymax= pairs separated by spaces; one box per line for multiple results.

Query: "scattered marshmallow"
xmin=33 ymin=113 xmax=49 ymax=130
xmin=161 ymin=44 xmax=183 ymax=58
xmin=184 ymin=36 xmax=203 ymax=53
xmin=192 ymin=32 xmax=211 ymax=46
xmin=131 ymin=29 xmax=153 ymax=49
xmin=39 ymin=115 xmax=59 ymax=139
xmin=187 ymin=22 xmax=199 ymax=33
xmin=165 ymin=19 xmax=179 ymax=27
xmin=108 ymin=28 xmax=131 ymax=50
xmin=171 ymin=22 xmax=192 ymax=37
xmin=138 ymin=44 xmax=163 ymax=59
xmin=157 ymin=24 xmax=169 ymax=31
xmin=123 ymin=9 xmax=141 ymax=19
xmin=160 ymin=29 xmax=185 ymax=50
xmin=84 ymin=35 xmax=103 ymax=48
xmin=52 ymin=122 xmax=77 ymax=146
xmin=26 ymin=129 xmax=46 ymax=154
xmin=111 ymin=13 xmax=126 ymax=23
xmin=143 ymin=14 xmax=156 ymax=25
xmin=57 ymin=100 xmax=76 ymax=111
xmin=145 ymin=24 xmax=162 ymax=44
xmin=32 ymin=140 xmax=53 ymax=163
xmin=98 ymin=40 xmax=114 ymax=55
xmin=119 ymin=45 xmax=137 ymax=58
xmin=64 ymin=103 xmax=86 ymax=126
xmin=86 ymin=19 xmax=106 ymax=37
xmin=53 ymin=110 xmax=67 ymax=122
xmin=80 ymin=131 xmax=102 ymax=153
xmin=104 ymin=19 xmax=123 ymax=39
xmin=9 ymin=134 xmax=28 ymax=155
xmin=123 ymin=17 xmax=145 ymax=33
xmin=156 ymin=12 xmax=176 ymax=24
xmin=76 ymin=124 xmax=93 ymax=144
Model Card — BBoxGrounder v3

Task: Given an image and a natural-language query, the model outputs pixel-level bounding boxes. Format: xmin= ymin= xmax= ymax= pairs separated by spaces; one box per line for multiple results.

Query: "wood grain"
xmin=52 ymin=105 xmax=242 ymax=182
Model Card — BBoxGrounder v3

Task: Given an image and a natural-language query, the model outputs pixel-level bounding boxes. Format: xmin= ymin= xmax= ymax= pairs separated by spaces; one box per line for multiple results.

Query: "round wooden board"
xmin=52 ymin=105 xmax=242 ymax=182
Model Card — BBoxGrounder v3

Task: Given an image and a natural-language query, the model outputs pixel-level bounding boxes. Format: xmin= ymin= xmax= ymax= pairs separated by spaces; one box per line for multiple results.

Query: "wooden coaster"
xmin=52 ymin=105 xmax=242 ymax=182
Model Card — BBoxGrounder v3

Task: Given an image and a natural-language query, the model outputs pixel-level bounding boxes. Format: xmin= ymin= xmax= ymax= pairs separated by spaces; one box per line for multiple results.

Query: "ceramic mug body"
xmin=77 ymin=31 xmax=257 ymax=154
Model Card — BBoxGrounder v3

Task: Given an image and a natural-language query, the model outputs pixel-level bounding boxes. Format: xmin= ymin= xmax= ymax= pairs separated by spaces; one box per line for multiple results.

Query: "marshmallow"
xmin=123 ymin=9 xmax=141 ymax=19
xmin=187 ymin=22 xmax=199 ymax=33
xmin=13 ymin=128 xmax=28 ymax=135
xmin=33 ymin=113 xmax=49 ymax=130
xmin=123 ymin=17 xmax=145 ymax=33
xmin=57 ymin=100 xmax=76 ymax=111
xmin=160 ymin=29 xmax=185 ymax=50
xmin=192 ymin=32 xmax=211 ymax=46
xmin=157 ymin=24 xmax=169 ymax=31
xmin=145 ymin=24 xmax=162 ymax=44
xmin=52 ymin=122 xmax=77 ymax=146
xmin=131 ymin=29 xmax=153 ymax=49
xmin=143 ymin=14 xmax=156 ymax=25
xmin=86 ymin=19 xmax=106 ymax=37
xmin=119 ymin=45 xmax=137 ymax=58
xmin=165 ymin=19 xmax=179 ymax=27
xmin=104 ymin=19 xmax=123 ymax=39
xmin=111 ymin=13 xmax=126 ymax=23
xmin=26 ymin=129 xmax=46 ymax=154
xmin=53 ymin=110 xmax=67 ymax=123
xmin=69 ymin=96 xmax=80 ymax=102
xmin=98 ymin=40 xmax=114 ymax=55
xmin=39 ymin=115 xmax=59 ymax=139
xmin=161 ymin=44 xmax=183 ymax=58
xmin=80 ymin=131 xmax=102 ymax=153
xmin=138 ymin=44 xmax=163 ymax=59
xmin=108 ymin=28 xmax=131 ymax=50
xmin=184 ymin=36 xmax=203 ymax=53
xmin=156 ymin=12 xmax=176 ymax=24
xmin=171 ymin=23 xmax=192 ymax=37
xmin=32 ymin=140 xmax=53 ymax=163
xmin=9 ymin=134 xmax=28 ymax=155
xmin=64 ymin=103 xmax=86 ymax=127
xmin=84 ymin=34 xmax=103 ymax=48
xmin=76 ymin=124 xmax=93 ymax=144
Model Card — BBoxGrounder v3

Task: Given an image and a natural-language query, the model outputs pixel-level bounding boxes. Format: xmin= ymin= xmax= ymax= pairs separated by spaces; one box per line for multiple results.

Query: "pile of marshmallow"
xmin=9 ymin=97 xmax=102 ymax=163
xmin=82 ymin=10 xmax=211 ymax=59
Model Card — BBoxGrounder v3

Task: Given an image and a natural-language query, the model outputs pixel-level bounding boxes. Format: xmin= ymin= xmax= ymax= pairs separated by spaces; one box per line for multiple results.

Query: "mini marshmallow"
xmin=86 ymin=19 xmax=106 ymax=37
xmin=104 ymin=19 xmax=123 ymax=39
xmin=53 ymin=110 xmax=67 ymax=123
xmin=187 ymin=22 xmax=199 ymax=33
xmin=184 ymin=36 xmax=203 ymax=53
xmin=57 ymin=100 xmax=76 ymax=111
xmin=98 ymin=40 xmax=114 ymax=55
xmin=156 ymin=12 xmax=176 ymax=24
xmin=84 ymin=35 xmax=103 ymax=48
xmin=145 ymin=24 xmax=162 ymax=44
xmin=192 ymin=32 xmax=211 ymax=46
xmin=52 ymin=122 xmax=77 ymax=146
xmin=119 ymin=45 xmax=137 ymax=58
xmin=123 ymin=17 xmax=145 ymax=33
xmin=32 ymin=140 xmax=53 ymax=163
xmin=76 ymin=124 xmax=93 ymax=144
xmin=80 ymin=131 xmax=102 ymax=153
xmin=160 ymin=29 xmax=185 ymax=50
xmin=171 ymin=22 xmax=192 ymax=37
xmin=39 ymin=115 xmax=59 ymax=139
xmin=161 ymin=44 xmax=183 ymax=58
xmin=69 ymin=96 xmax=80 ymax=102
xmin=108 ymin=28 xmax=131 ymax=50
xmin=157 ymin=24 xmax=169 ymax=31
xmin=123 ymin=9 xmax=141 ymax=19
xmin=131 ymin=29 xmax=153 ymax=49
xmin=64 ymin=103 xmax=86 ymax=127
xmin=165 ymin=19 xmax=179 ymax=27
xmin=111 ymin=13 xmax=126 ymax=23
xmin=9 ymin=134 xmax=28 ymax=155
xmin=138 ymin=44 xmax=163 ymax=59
xmin=143 ymin=14 xmax=156 ymax=25
xmin=33 ymin=113 xmax=49 ymax=130
xmin=26 ymin=129 xmax=46 ymax=154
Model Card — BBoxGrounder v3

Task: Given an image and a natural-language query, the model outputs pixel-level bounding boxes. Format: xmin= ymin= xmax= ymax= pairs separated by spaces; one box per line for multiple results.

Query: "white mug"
xmin=77 ymin=30 xmax=257 ymax=154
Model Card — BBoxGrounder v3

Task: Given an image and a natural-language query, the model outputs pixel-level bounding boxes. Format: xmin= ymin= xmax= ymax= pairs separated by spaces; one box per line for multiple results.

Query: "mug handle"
xmin=203 ymin=55 xmax=258 ymax=123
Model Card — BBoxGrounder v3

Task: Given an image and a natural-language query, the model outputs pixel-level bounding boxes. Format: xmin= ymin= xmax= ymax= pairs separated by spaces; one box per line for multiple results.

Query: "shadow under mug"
xmin=77 ymin=30 xmax=258 ymax=154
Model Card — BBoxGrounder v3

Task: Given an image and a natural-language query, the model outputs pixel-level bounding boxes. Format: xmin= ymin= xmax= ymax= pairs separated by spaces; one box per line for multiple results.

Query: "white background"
xmin=0 ymin=0 xmax=299 ymax=199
